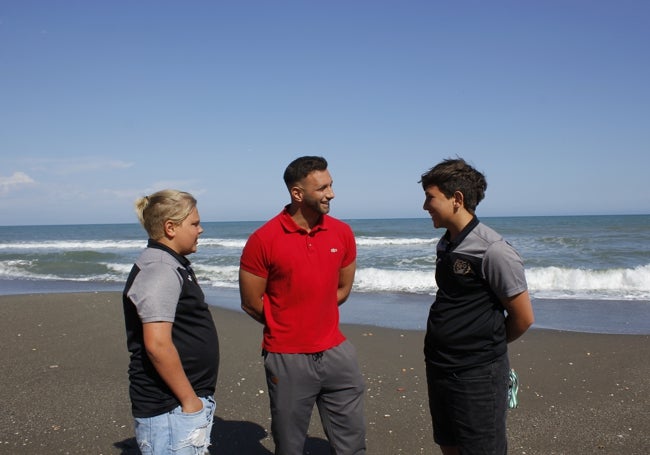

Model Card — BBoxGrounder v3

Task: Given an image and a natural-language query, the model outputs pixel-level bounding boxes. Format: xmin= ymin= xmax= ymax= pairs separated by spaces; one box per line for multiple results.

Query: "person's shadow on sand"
xmin=113 ymin=416 xmax=331 ymax=454
xmin=113 ymin=437 xmax=139 ymax=454
xmin=211 ymin=416 xmax=331 ymax=454
xmin=210 ymin=416 xmax=272 ymax=453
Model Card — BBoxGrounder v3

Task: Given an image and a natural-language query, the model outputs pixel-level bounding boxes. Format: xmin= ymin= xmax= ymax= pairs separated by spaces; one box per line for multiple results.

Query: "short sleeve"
xmin=127 ymin=262 xmax=182 ymax=323
xmin=341 ymin=224 xmax=357 ymax=268
xmin=240 ymin=232 xmax=269 ymax=279
xmin=482 ymin=240 xmax=528 ymax=300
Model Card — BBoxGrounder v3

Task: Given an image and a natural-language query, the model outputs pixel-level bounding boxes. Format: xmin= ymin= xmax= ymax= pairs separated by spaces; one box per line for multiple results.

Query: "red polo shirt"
xmin=240 ymin=208 xmax=356 ymax=353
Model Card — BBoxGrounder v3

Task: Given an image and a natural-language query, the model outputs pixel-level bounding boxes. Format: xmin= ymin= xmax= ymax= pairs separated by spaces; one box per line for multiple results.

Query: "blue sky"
xmin=1 ymin=1 xmax=649 ymax=226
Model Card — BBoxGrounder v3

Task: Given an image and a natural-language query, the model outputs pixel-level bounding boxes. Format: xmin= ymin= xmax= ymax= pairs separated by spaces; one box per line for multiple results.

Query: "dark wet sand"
xmin=0 ymin=292 xmax=648 ymax=454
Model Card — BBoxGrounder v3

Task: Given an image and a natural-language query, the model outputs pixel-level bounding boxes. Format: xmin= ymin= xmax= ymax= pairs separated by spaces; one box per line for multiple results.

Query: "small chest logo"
xmin=453 ymin=259 xmax=473 ymax=275
xmin=330 ymin=248 xmax=338 ymax=253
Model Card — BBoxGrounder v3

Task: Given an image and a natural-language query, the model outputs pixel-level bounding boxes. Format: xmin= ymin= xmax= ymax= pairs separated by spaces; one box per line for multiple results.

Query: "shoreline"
xmin=1 ymin=280 xmax=649 ymax=334
xmin=1 ymin=291 xmax=648 ymax=454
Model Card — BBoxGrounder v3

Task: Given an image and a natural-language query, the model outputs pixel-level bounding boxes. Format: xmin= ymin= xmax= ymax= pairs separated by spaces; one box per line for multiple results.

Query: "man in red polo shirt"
xmin=239 ymin=156 xmax=366 ymax=455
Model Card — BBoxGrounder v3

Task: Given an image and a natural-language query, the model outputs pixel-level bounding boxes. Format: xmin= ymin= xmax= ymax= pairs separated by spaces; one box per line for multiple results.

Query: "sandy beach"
xmin=0 ymin=292 xmax=648 ymax=454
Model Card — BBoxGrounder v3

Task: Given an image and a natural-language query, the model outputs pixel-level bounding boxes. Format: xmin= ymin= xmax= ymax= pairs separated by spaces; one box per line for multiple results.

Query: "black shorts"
xmin=426 ymin=354 xmax=509 ymax=454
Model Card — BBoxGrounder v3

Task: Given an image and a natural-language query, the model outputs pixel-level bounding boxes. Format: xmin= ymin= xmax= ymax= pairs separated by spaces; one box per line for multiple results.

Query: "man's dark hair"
xmin=419 ymin=158 xmax=487 ymax=213
xmin=283 ymin=156 xmax=328 ymax=188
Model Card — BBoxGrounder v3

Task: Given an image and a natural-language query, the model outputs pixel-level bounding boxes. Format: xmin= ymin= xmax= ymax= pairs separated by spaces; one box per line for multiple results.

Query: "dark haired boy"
xmin=420 ymin=158 xmax=534 ymax=455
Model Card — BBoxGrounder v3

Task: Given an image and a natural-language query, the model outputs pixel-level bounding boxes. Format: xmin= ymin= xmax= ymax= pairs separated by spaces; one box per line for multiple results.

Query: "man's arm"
xmin=142 ymin=322 xmax=203 ymax=413
xmin=502 ymin=290 xmax=534 ymax=343
xmin=337 ymin=260 xmax=356 ymax=305
xmin=239 ymin=268 xmax=267 ymax=323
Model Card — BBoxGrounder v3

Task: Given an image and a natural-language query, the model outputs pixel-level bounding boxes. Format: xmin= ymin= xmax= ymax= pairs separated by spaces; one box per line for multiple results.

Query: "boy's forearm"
xmin=505 ymin=315 xmax=533 ymax=342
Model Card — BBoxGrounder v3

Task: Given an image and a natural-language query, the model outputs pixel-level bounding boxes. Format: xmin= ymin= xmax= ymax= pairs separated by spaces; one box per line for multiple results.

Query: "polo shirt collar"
xmin=279 ymin=205 xmax=328 ymax=234
xmin=443 ymin=215 xmax=479 ymax=250
xmin=147 ymin=238 xmax=192 ymax=267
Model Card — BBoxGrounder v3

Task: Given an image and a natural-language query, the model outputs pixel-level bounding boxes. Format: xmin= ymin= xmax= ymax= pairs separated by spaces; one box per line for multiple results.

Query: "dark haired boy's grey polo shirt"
xmin=425 ymin=217 xmax=527 ymax=372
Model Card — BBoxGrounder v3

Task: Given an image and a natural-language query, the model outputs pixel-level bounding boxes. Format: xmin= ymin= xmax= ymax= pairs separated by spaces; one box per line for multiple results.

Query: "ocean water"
xmin=1 ymin=215 xmax=649 ymax=334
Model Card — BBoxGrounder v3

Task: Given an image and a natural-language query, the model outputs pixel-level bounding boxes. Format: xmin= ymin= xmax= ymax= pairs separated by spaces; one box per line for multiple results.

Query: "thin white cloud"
xmin=0 ymin=171 xmax=35 ymax=195
xmin=149 ymin=180 xmax=204 ymax=193
xmin=60 ymin=159 xmax=134 ymax=174
xmin=103 ymin=181 xmax=206 ymax=201
xmin=25 ymin=157 xmax=134 ymax=175
xmin=61 ymin=159 xmax=133 ymax=174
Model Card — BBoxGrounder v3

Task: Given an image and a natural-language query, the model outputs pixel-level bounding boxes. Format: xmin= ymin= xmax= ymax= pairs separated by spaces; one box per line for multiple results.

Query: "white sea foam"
xmin=198 ymin=239 xmax=247 ymax=249
xmin=0 ymin=260 xmax=35 ymax=277
xmin=0 ymin=238 xmax=246 ymax=251
xmin=4 ymin=259 xmax=650 ymax=300
xmin=196 ymin=264 xmax=240 ymax=289
xmin=4 ymin=257 xmax=649 ymax=300
xmin=354 ymin=265 xmax=650 ymax=300
xmin=356 ymin=236 xmax=436 ymax=246
xmin=352 ymin=264 xmax=650 ymax=300
xmin=354 ymin=267 xmax=436 ymax=294
xmin=526 ymin=264 xmax=650 ymax=300
xmin=0 ymin=237 xmax=433 ymax=250
xmin=0 ymin=260 xmax=123 ymax=282
xmin=105 ymin=262 xmax=134 ymax=275
xmin=0 ymin=240 xmax=146 ymax=250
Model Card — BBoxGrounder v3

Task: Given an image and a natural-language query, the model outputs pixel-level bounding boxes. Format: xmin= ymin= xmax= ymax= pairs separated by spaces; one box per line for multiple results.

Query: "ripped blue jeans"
xmin=134 ymin=396 xmax=216 ymax=454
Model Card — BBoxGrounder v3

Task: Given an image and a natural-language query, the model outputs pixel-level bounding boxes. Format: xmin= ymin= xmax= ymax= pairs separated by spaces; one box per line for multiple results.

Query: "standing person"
xmin=123 ymin=189 xmax=220 ymax=455
xmin=239 ymin=156 xmax=366 ymax=455
xmin=420 ymin=159 xmax=534 ymax=455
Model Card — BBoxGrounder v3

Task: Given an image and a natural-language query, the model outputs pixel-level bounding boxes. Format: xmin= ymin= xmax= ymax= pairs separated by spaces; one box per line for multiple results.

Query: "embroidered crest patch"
xmin=453 ymin=259 xmax=473 ymax=275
